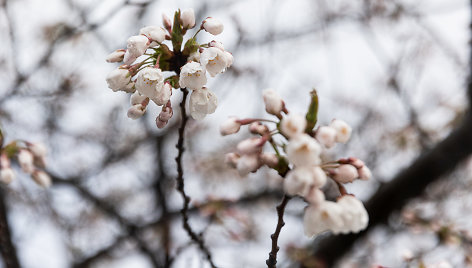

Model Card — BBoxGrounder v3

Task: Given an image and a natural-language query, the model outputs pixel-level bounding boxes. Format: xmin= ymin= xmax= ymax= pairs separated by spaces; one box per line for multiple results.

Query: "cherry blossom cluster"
xmin=105 ymin=9 xmax=233 ymax=126
xmin=0 ymin=139 xmax=50 ymax=187
xmin=221 ymin=89 xmax=371 ymax=236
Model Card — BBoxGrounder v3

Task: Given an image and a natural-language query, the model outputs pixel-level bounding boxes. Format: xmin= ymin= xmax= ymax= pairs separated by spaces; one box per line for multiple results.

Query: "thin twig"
xmin=266 ymin=194 xmax=292 ymax=268
xmin=175 ymin=88 xmax=217 ymax=268
xmin=0 ymin=189 xmax=21 ymax=268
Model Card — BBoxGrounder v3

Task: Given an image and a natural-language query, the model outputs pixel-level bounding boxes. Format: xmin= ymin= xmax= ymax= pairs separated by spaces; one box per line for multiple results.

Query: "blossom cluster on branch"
xmin=0 ymin=129 xmax=50 ymax=187
xmin=105 ymin=9 xmax=233 ymax=126
xmin=221 ymin=89 xmax=371 ymax=237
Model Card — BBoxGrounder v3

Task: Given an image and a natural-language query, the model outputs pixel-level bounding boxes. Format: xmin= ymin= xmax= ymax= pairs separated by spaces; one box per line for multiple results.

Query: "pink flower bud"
xmin=0 ymin=154 xmax=10 ymax=169
xmin=32 ymin=170 xmax=52 ymax=188
xmin=262 ymin=89 xmax=284 ymax=116
xmin=333 ymin=164 xmax=359 ymax=183
xmin=224 ymin=153 xmax=240 ymax=168
xmin=259 ymin=153 xmax=278 ymax=168
xmin=281 ymin=113 xmax=307 ymax=138
xmin=106 ymin=49 xmax=126 ymax=63
xmin=220 ymin=117 xmax=241 ymax=136
xmin=358 ymin=166 xmax=372 ymax=180
xmin=305 ymin=187 xmax=325 ymax=206
xmin=162 ymin=14 xmax=172 ymax=32
xmin=236 ymin=137 xmax=265 ymax=155
xmin=127 ymin=104 xmax=146 ymax=119
xmin=202 ymin=17 xmax=224 ymax=35
xmin=330 ymin=119 xmax=352 ymax=144
xmin=0 ymin=168 xmax=15 ymax=184
xmin=249 ymin=122 xmax=269 ymax=135
xmin=29 ymin=143 xmax=47 ymax=159
xmin=181 ymin=9 xmax=196 ymax=29
xmin=18 ymin=150 xmax=34 ymax=174
xmin=315 ymin=126 xmax=337 ymax=148
xmin=236 ymin=154 xmax=260 ymax=176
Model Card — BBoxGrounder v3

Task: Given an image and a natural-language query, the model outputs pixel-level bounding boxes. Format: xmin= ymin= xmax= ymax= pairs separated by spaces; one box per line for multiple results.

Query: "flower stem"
xmin=175 ymin=88 xmax=217 ymax=268
xmin=266 ymin=194 xmax=292 ymax=268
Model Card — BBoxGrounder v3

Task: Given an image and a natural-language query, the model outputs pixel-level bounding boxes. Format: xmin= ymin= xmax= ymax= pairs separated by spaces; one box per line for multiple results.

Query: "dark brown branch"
xmin=0 ymin=189 xmax=20 ymax=268
xmin=175 ymin=88 xmax=217 ymax=268
xmin=266 ymin=195 xmax=292 ymax=268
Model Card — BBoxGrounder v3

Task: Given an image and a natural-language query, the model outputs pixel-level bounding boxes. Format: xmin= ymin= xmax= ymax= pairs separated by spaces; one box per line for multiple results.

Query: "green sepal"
xmin=3 ymin=141 xmax=19 ymax=158
xmin=305 ymin=89 xmax=319 ymax=133
xmin=156 ymin=44 xmax=173 ymax=71
xmin=182 ymin=38 xmax=199 ymax=58
xmin=171 ymin=10 xmax=183 ymax=52
xmin=165 ymin=75 xmax=180 ymax=89
xmin=274 ymin=156 xmax=290 ymax=177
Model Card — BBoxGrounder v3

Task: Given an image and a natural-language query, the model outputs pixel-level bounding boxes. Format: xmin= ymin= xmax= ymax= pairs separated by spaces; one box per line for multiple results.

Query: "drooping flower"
xmin=152 ymin=82 xmax=172 ymax=106
xmin=181 ymin=9 xmax=196 ymax=29
xmin=179 ymin=62 xmax=207 ymax=90
xmin=202 ymin=17 xmax=224 ymax=35
xmin=337 ymin=195 xmax=369 ymax=233
xmin=281 ymin=113 xmax=306 ymax=138
xmin=283 ymin=166 xmax=327 ymax=196
xmin=330 ymin=119 xmax=352 ymax=144
xmin=220 ymin=117 xmax=241 ymax=136
xmin=286 ymin=134 xmax=322 ymax=167
xmin=200 ymin=47 xmax=229 ymax=77
xmin=304 ymin=201 xmax=345 ymax=236
xmin=262 ymin=89 xmax=284 ymax=116
xmin=188 ymin=87 xmax=217 ymax=120
xmin=106 ymin=68 xmax=131 ymax=92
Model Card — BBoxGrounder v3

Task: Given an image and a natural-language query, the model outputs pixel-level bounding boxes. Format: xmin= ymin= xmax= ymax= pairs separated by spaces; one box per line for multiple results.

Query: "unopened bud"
xmin=224 ymin=152 xmax=240 ymax=168
xmin=358 ymin=166 xmax=372 ymax=180
xmin=220 ymin=117 xmax=241 ymax=136
xmin=28 ymin=143 xmax=47 ymax=159
xmin=249 ymin=122 xmax=269 ymax=135
xmin=18 ymin=150 xmax=34 ymax=174
xmin=0 ymin=168 xmax=15 ymax=184
xmin=106 ymin=49 xmax=126 ymax=63
xmin=127 ymin=104 xmax=146 ymax=119
xmin=162 ymin=14 xmax=173 ymax=32
xmin=237 ymin=137 xmax=265 ymax=155
xmin=330 ymin=119 xmax=352 ymax=144
xmin=202 ymin=17 xmax=224 ymax=35
xmin=262 ymin=89 xmax=284 ymax=116
xmin=305 ymin=187 xmax=325 ymax=206
xmin=315 ymin=126 xmax=337 ymax=148
xmin=181 ymin=8 xmax=196 ymax=29
xmin=333 ymin=164 xmax=358 ymax=183
xmin=236 ymin=154 xmax=260 ymax=176
xmin=259 ymin=152 xmax=278 ymax=168
xmin=32 ymin=170 xmax=52 ymax=188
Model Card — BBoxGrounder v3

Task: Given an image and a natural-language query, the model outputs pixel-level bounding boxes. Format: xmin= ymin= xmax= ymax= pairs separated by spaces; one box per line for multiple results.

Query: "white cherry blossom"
xmin=286 ymin=134 xmax=322 ymax=167
xmin=189 ymin=87 xmax=217 ymax=120
xmin=281 ymin=113 xmax=306 ymax=138
xmin=106 ymin=68 xmax=131 ymax=92
xmin=179 ymin=62 xmax=207 ymax=90
xmin=201 ymin=47 xmax=229 ymax=77
xmin=315 ymin=126 xmax=337 ymax=148
xmin=18 ymin=150 xmax=34 ymax=174
xmin=106 ymin=49 xmax=125 ymax=63
xmin=136 ymin=67 xmax=164 ymax=98
xmin=0 ymin=168 xmax=15 ymax=184
xmin=32 ymin=170 xmax=52 ymax=188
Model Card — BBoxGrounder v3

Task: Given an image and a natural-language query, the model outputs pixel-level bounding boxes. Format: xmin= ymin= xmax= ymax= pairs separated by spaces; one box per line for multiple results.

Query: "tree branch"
xmin=266 ymin=194 xmax=292 ymax=268
xmin=175 ymin=88 xmax=217 ymax=268
xmin=0 ymin=189 xmax=20 ymax=268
